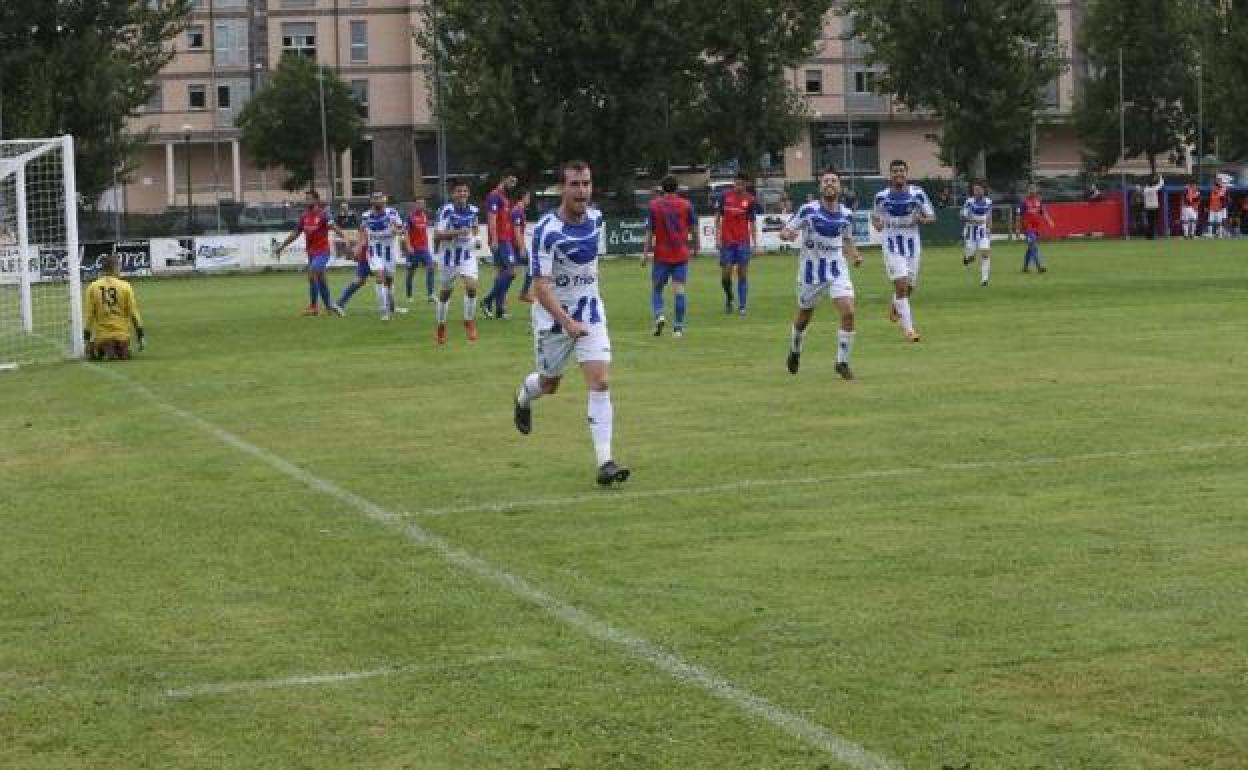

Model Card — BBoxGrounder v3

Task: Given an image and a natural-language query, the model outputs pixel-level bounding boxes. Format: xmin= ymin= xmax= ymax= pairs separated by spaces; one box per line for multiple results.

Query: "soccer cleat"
xmin=499 ymin=311 xmax=511 ymax=321
xmin=904 ymin=328 xmax=921 ymax=343
xmin=1021 ymin=267 xmax=1032 ymax=273
xmin=653 ymin=315 xmax=666 ymax=337
xmin=786 ymin=350 xmax=800 ymax=374
xmin=435 ymin=323 xmax=448 ymax=345
xmin=596 ymin=460 xmax=631 ymax=486
xmin=426 ymin=294 xmax=435 ymax=303
xmin=328 ymin=304 xmax=345 ymax=317
xmin=1038 ymin=266 xmax=1047 ymax=273
xmin=513 ymin=394 xmax=531 ymax=435
xmin=672 ymin=328 xmax=684 ymax=338
xmin=480 ymin=303 xmax=495 ymax=319
xmin=738 ymin=307 xmax=747 ymax=318
xmin=980 ymin=279 xmax=989 ymax=287
xmin=962 ymin=254 xmax=974 ymax=266
xmin=302 ymin=304 xmax=319 ymax=316
xmin=724 ymin=300 xmax=733 ymax=315
xmin=465 ymin=320 xmax=479 ymax=341
xmin=395 ymin=306 xmax=409 ymax=314
xmin=888 ymin=303 xmax=899 ymax=323
xmin=380 ymin=313 xmax=391 ymax=322
xmin=835 ymin=361 xmax=854 ymax=381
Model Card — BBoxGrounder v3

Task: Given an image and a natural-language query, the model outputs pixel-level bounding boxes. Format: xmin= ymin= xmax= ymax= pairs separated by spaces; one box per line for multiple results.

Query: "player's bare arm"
xmin=844 ymin=232 xmax=862 ymax=267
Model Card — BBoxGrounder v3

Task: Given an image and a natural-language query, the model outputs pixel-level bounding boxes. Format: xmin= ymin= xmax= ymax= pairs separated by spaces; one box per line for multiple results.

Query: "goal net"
xmin=0 ymin=136 xmax=83 ymax=368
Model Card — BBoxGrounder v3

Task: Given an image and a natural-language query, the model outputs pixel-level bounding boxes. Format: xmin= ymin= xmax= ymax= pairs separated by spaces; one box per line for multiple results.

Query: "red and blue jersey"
xmin=406 ymin=210 xmax=429 ymax=252
xmin=300 ymin=207 xmax=331 ymax=256
xmin=485 ymin=186 xmax=513 ymax=244
xmin=1020 ymin=195 xmax=1047 ymax=232
xmin=647 ymin=193 xmax=696 ymax=264
xmin=714 ymin=189 xmax=760 ymax=245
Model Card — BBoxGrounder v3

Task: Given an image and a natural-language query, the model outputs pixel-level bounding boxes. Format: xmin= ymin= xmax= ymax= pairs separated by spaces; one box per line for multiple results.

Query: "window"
xmin=804 ymin=69 xmax=823 ymax=95
xmin=351 ymin=140 xmax=374 ymax=196
xmin=812 ymin=121 xmax=879 ymax=176
xmin=350 ymin=21 xmax=368 ymax=63
xmin=188 ymin=84 xmax=207 ymax=110
xmin=350 ymin=79 xmax=369 ymax=119
xmin=281 ymin=22 xmax=317 ymax=58
xmin=852 ymin=70 xmax=877 ymax=94
xmin=217 ymin=85 xmax=231 ymax=109
xmin=187 ymin=24 xmax=205 ymax=50
xmin=350 ymin=0 xmax=368 ymax=6
xmin=281 ymin=0 xmax=315 ymax=8
xmin=143 ymin=85 xmax=163 ymax=113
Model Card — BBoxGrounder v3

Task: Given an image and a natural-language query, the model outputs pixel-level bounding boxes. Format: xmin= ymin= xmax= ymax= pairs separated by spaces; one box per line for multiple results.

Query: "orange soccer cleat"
xmin=435 ymin=323 xmax=448 ymax=345
xmin=302 ymin=304 xmax=320 ymax=316
xmin=904 ymin=328 xmax=921 ymax=343
xmin=464 ymin=320 xmax=479 ymax=341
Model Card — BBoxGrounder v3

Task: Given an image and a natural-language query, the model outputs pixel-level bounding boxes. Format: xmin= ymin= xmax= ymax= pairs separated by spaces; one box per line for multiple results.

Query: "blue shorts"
xmin=492 ymin=242 xmax=517 ymax=267
xmin=407 ymin=249 xmax=433 ymax=268
xmin=354 ymin=260 xmax=371 ymax=280
xmin=308 ymin=253 xmax=331 ymax=272
xmin=719 ymin=243 xmax=752 ymax=267
xmin=651 ymin=261 xmax=688 ymax=286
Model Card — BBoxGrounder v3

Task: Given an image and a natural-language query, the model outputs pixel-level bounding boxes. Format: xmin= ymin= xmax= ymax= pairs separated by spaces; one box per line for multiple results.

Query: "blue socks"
xmin=317 ymin=276 xmax=333 ymax=308
xmin=339 ymin=280 xmax=362 ymax=307
xmin=425 ymin=268 xmax=435 ymax=297
xmin=674 ymin=293 xmax=687 ymax=328
xmin=308 ymin=281 xmax=318 ymax=306
xmin=651 ymin=285 xmax=665 ymax=318
xmin=737 ymin=278 xmax=749 ymax=310
xmin=405 ymin=269 xmax=415 ymax=298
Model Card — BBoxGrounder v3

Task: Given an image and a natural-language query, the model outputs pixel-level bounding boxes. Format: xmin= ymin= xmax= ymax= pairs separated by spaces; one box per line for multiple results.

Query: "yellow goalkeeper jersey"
xmin=85 ymin=275 xmax=142 ymax=342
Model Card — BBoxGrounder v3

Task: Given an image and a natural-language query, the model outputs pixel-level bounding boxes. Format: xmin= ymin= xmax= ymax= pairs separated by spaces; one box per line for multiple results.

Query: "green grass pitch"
xmin=2 ymin=237 xmax=1245 ymax=769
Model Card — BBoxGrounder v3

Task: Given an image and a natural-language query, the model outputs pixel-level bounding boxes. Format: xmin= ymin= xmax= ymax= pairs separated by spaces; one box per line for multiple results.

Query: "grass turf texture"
xmin=2 ymin=237 xmax=1245 ymax=769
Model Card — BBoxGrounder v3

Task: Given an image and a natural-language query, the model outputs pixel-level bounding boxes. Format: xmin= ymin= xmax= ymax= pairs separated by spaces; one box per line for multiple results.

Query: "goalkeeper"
xmin=84 ymin=254 xmax=145 ymax=360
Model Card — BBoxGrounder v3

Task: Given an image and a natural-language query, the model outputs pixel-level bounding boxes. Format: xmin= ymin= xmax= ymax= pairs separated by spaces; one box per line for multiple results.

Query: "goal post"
xmin=0 ymin=135 xmax=83 ymax=368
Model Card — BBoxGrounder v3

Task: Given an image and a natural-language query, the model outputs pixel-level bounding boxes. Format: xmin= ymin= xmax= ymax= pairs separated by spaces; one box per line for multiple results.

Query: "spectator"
xmin=1087 ymin=183 xmax=1104 ymax=202
xmin=1142 ymin=174 xmax=1164 ymax=239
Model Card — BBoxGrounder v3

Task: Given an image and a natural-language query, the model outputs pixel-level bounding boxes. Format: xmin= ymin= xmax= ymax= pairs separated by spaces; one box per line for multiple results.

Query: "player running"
xmin=780 ymin=169 xmax=862 ymax=380
xmin=276 ymin=189 xmax=346 ymax=316
xmin=960 ymin=180 xmax=993 ymax=286
xmin=432 ymin=181 xmax=481 ymax=344
xmin=1018 ymin=183 xmax=1055 ymax=273
xmin=713 ymin=171 xmax=761 ymax=316
xmin=641 ymin=176 xmax=697 ymax=337
xmin=511 ymin=160 xmax=630 ymax=487
xmin=1180 ymin=179 xmax=1202 ymax=239
xmin=481 ymin=171 xmax=518 ymax=319
xmin=872 ymin=159 xmax=934 ymax=342
xmin=84 ymin=254 xmax=145 ymax=360
xmin=402 ymin=196 xmax=436 ymax=303
xmin=358 ymin=192 xmax=405 ymax=320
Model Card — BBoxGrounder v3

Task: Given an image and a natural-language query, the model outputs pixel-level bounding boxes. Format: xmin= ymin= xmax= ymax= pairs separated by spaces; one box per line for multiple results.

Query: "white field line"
xmin=409 ymin=440 xmax=1248 ymax=517
xmin=164 ymin=654 xmax=516 ymax=700
xmin=88 ymin=363 xmax=900 ymax=770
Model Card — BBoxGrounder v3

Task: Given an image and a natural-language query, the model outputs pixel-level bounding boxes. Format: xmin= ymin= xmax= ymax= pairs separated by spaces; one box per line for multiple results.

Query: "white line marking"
xmin=409 ymin=440 xmax=1248 ymax=517
xmin=89 ymin=363 xmax=900 ymax=770
xmin=164 ymin=654 xmax=516 ymax=700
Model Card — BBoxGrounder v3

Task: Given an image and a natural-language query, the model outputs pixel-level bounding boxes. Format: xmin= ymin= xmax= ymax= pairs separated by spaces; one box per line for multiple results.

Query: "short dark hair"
xmin=561 ymin=159 xmax=590 ymax=182
xmin=304 ymin=189 xmax=320 ymax=201
xmin=971 ymin=178 xmax=986 ymax=188
xmin=734 ymin=171 xmax=750 ymax=182
xmin=501 ymin=169 xmax=517 ymax=180
xmin=661 ymin=175 xmax=678 ymax=193
xmin=820 ymin=166 xmax=839 ymax=178
xmin=451 ymin=180 xmax=469 ymax=191
xmin=889 ymin=159 xmax=908 ymax=171
xmin=101 ymin=254 xmax=119 ymax=274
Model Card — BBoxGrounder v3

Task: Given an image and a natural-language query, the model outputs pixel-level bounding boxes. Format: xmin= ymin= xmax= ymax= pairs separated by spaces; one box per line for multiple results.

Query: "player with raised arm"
xmin=84 ymin=254 xmax=145 ymax=360
xmin=481 ymin=171 xmax=518 ymax=319
xmin=402 ymin=196 xmax=436 ymax=303
xmin=276 ymin=189 xmax=346 ymax=316
xmin=872 ymin=160 xmax=934 ymax=342
xmin=511 ymin=160 xmax=630 ymax=487
xmin=359 ymin=191 xmax=405 ymax=320
xmin=780 ymin=169 xmax=861 ymax=380
xmin=641 ymin=175 xmax=697 ymax=337
xmin=511 ymin=190 xmax=534 ymax=303
xmin=1019 ymin=183 xmax=1055 ymax=273
xmin=713 ymin=171 xmax=761 ymax=316
xmin=1180 ymin=179 xmax=1202 ymax=239
xmin=961 ymin=180 xmax=993 ymax=286
xmin=432 ymin=181 xmax=481 ymax=344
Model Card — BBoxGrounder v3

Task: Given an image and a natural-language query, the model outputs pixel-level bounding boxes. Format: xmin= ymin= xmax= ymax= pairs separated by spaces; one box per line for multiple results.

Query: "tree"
xmin=841 ymin=0 xmax=1066 ymax=180
xmin=236 ymin=55 xmax=363 ymax=193
xmin=1205 ymin=0 xmax=1248 ymax=163
xmin=1074 ymin=0 xmax=1198 ymax=174
xmin=0 ymin=0 xmax=190 ymax=201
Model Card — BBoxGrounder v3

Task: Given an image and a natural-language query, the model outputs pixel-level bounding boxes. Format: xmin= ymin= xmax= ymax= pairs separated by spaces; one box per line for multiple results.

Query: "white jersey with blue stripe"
xmin=363 ymin=206 xmax=403 ymax=259
xmin=787 ymin=201 xmax=853 ymax=284
xmin=873 ymin=184 xmax=935 ymax=237
xmin=529 ymin=207 xmax=606 ymax=333
xmin=436 ymin=203 xmax=480 ymax=267
xmin=961 ymin=196 xmax=992 ymax=241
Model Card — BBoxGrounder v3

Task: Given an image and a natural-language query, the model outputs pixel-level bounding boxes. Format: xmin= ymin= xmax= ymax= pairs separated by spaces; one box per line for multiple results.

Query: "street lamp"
xmin=182 ymin=124 xmax=193 ymax=235
xmin=1117 ymin=47 xmax=1129 ymax=240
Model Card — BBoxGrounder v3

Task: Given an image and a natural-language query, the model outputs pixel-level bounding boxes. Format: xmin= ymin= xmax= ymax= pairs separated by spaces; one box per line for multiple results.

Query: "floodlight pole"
xmin=1118 ymin=46 xmax=1129 ymax=240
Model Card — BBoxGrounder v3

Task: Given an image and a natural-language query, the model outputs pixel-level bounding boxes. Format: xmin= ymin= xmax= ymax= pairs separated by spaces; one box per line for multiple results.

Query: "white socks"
xmin=837 ymin=329 xmax=855 ymax=364
xmin=587 ymin=390 xmax=613 ymax=466
xmin=980 ymin=257 xmax=991 ymax=283
xmin=435 ymin=298 xmax=449 ymax=324
xmin=375 ymin=284 xmax=388 ymax=314
xmin=894 ymin=296 xmax=914 ymax=333
xmin=463 ymin=294 xmax=477 ymax=321
xmin=790 ymin=325 xmax=806 ymax=354
xmin=517 ymin=372 xmax=542 ymax=407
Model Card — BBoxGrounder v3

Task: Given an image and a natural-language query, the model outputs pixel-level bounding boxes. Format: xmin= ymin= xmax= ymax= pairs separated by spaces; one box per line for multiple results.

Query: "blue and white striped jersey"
xmin=873 ymin=184 xmax=935 ymax=236
xmin=435 ymin=203 xmax=479 ymax=266
xmin=363 ymin=206 xmax=403 ymax=258
xmin=787 ymin=201 xmax=854 ymax=284
xmin=529 ymin=207 xmax=606 ymax=332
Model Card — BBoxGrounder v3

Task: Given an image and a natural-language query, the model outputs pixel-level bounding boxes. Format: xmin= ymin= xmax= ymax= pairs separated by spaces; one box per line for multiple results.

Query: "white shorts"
xmin=367 ymin=253 xmax=395 ymax=275
xmin=963 ymin=225 xmax=990 ymax=254
xmin=1181 ymin=206 xmax=1199 ymax=223
xmin=534 ymin=323 xmax=612 ymax=378
xmin=437 ymin=259 xmax=478 ymax=291
xmin=882 ymin=233 xmax=922 ymax=283
xmin=1209 ymin=210 xmax=1227 ymax=225
xmin=797 ymin=276 xmax=854 ymax=310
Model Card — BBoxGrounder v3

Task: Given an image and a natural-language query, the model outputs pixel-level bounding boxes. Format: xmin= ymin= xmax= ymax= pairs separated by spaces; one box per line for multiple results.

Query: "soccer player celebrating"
xmin=84 ymin=254 xmax=145 ymax=360
xmin=276 ymin=189 xmax=347 ymax=316
xmin=432 ymin=181 xmax=481 ymax=344
xmin=1018 ymin=183 xmax=1055 ymax=273
xmin=641 ymin=175 xmax=697 ymax=337
xmin=359 ymin=191 xmax=405 ymax=320
xmin=872 ymin=159 xmax=934 ymax=342
xmin=512 ymin=160 xmax=630 ymax=487
xmin=1208 ymin=177 xmax=1228 ymax=238
xmin=481 ymin=171 xmax=518 ymax=319
xmin=713 ymin=171 xmax=761 ymax=316
xmin=780 ymin=169 xmax=861 ymax=379
xmin=511 ymin=190 xmax=534 ymax=303
xmin=1181 ymin=179 xmax=1202 ymax=239
xmin=961 ymin=180 xmax=993 ymax=286
xmin=402 ymin=196 xmax=435 ymax=303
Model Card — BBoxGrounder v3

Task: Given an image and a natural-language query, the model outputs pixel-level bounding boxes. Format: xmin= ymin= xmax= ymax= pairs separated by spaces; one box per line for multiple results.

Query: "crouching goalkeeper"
xmin=84 ymin=254 xmax=145 ymax=360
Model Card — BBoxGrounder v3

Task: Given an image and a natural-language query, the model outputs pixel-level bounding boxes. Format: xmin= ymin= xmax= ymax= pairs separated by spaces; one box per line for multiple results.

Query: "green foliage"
xmin=1074 ymin=0 xmax=1198 ymax=173
xmin=842 ymin=0 xmax=1066 ymax=180
xmin=236 ymin=55 xmax=363 ymax=192
xmin=0 ymin=0 xmax=191 ymax=201
xmin=1206 ymin=0 xmax=1248 ymax=162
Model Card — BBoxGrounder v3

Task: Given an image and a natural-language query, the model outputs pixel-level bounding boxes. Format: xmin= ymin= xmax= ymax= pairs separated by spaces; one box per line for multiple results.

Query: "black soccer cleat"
xmin=786 ymin=351 xmax=800 ymax=375
xmin=596 ymin=460 xmax=631 ymax=486
xmin=514 ymin=395 xmax=531 ymax=435
xmin=835 ymin=361 xmax=854 ymax=381
xmin=652 ymin=315 xmax=666 ymax=337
